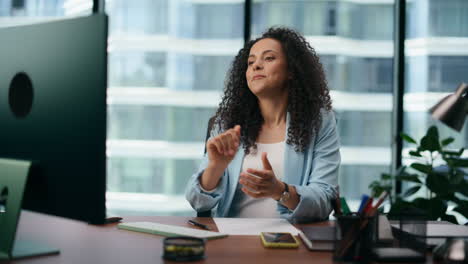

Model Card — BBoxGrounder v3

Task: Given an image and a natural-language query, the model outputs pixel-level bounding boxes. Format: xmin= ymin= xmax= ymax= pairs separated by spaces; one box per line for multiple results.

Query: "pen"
xmin=365 ymin=191 xmax=389 ymax=217
xmin=362 ymin=197 xmax=374 ymax=215
xmin=298 ymin=231 xmax=313 ymax=251
xmin=357 ymin=194 xmax=370 ymax=213
xmin=188 ymin=220 xmax=211 ymax=230
xmin=340 ymin=197 xmax=351 ymax=215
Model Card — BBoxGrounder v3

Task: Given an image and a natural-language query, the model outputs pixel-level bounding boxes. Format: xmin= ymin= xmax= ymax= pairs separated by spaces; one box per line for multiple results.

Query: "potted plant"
xmin=369 ymin=126 xmax=468 ymax=224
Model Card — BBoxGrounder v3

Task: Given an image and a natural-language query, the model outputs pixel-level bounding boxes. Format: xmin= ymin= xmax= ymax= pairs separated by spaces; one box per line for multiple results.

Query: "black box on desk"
xmin=372 ymin=212 xmax=427 ymax=263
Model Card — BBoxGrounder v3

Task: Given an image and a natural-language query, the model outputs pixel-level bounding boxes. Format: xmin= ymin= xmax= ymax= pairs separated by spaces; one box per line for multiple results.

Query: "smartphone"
xmin=260 ymin=232 xmax=300 ymax=248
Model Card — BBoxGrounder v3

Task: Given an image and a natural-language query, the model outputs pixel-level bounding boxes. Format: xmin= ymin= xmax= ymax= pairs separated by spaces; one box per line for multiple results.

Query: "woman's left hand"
xmin=239 ymin=152 xmax=284 ymax=200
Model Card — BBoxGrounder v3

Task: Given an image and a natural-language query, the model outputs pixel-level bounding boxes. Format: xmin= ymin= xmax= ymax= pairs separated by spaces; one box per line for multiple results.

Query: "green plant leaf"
xmin=420 ymin=135 xmax=441 ymax=152
xmin=395 ymin=174 xmax=421 ymax=183
xmin=440 ymin=193 xmax=457 ymax=203
xmin=369 ymin=181 xmax=381 ymax=193
xmin=371 ymin=186 xmax=384 ymax=198
xmin=413 ymin=197 xmax=446 ymax=220
xmin=401 ymin=133 xmax=417 ymax=144
xmin=426 ymin=172 xmax=450 ymax=195
xmin=453 ymin=201 xmax=468 ymax=219
xmin=443 ymin=150 xmax=463 ymax=157
xmin=403 ymin=185 xmax=421 ymax=197
xmin=410 ymin=163 xmax=432 ymax=174
xmin=459 ymin=148 xmax=465 ymax=156
xmin=381 ymin=173 xmax=393 ymax=180
xmin=369 ymin=181 xmax=379 ymax=188
xmin=427 ymin=126 xmax=439 ymax=139
xmin=387 ymin=198 xmax=418 ymax=218
xmin=440 ymin=214 xmax=459 ymax=224
xmin=409 ymin=150 xmax=422 ymax=157
xmin=369 ymin=180 xmax=391 ymax=198
xmin=457 ymin=181 xmax=468 ymax=197
xmin=396 ymin=166 xmax=407 ymax=175
xmin=420 ymin=126 xmax=440 ymax=152
xmin=449 ymin=169 xmax=465 ymax=185
xmin=453 ymin=158 xmax=468 ymax=167
xmin=388 ymin=199 xmax=430 ymax=219
xmin=441 ymin=137 xmax=455 ymax=147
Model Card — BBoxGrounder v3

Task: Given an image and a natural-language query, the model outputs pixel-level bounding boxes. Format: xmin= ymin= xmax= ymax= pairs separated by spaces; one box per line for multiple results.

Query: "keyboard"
xmin=117 ymin=221 xmax=228 ymax=240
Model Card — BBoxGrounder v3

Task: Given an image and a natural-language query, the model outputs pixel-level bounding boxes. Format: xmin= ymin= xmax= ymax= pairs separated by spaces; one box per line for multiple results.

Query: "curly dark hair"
xmin=213 ymin=27 xmax=332 ymax=154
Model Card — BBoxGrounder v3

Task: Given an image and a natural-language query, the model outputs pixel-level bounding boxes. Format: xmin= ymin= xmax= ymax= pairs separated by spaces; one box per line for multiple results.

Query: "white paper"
xmin=213 ymin=217 xmax=300 ymax=236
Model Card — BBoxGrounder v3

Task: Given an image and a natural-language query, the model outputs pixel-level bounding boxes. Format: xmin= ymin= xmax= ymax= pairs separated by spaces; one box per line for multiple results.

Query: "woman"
xmin=185 ymin=27 xmax=340 ymax=222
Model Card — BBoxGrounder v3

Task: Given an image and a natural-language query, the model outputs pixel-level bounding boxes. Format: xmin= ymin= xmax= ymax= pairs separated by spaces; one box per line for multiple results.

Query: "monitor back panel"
xmin=0 ymin=14 xmax=108 ymax=224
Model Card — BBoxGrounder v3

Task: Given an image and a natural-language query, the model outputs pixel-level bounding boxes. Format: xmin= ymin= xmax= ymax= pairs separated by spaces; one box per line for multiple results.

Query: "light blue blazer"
xmin=185 ymin=110 xmax=340 ymax=223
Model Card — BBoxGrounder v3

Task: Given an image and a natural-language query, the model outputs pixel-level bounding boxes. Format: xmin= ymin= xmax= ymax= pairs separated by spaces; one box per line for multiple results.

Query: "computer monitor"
xmin=0 ymin=14 xmax=108 ymax=225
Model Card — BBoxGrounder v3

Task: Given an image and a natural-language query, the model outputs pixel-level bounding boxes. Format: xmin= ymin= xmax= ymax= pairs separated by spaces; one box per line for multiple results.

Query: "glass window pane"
xmin=253 ymin=0 xmax=394 ymax=201
xmin=1 ymin=0 xmax=65 ymax=17
xmin=107 ymin=157 xmax=200 ymax=195
xmin=108 ymin=105 xmax=215 ymax=142
xmin=0 ymin=0 xmax=92 ymax=27
xmin=340 ymin=165 xmax=390 ymax=200
xmin=403 ymin=0 xmax=468 ymax=222
xmin=338 ymin=1 xmax=393 ymax=40
xmin=109 ymin=52 xmax=167 ymax=87
xmin=107 ymin=0 xmax=168 ymax=35
xmin=404 ymin=0 xmax=468 ymax=145
xmin=107 ymin=0 xmax=244 ymax=216
xmin=337 ymin=111 xmax=391 ymax=147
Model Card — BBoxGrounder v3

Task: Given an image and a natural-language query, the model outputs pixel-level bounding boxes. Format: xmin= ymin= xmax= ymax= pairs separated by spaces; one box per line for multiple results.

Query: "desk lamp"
xmin=430 ymin=83 xmax=468 ymax=131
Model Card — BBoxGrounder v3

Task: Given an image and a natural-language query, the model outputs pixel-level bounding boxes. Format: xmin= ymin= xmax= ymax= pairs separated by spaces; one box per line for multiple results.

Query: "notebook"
xmin=301 ymin=226 xmax=335 ymax=241
xmin=299 ymin=226 xmax=334 ymax=251
xmin=213 ymin=217 xmax=300 ymax=235
xmin=117 ymin=222 xmax=228 ymax=240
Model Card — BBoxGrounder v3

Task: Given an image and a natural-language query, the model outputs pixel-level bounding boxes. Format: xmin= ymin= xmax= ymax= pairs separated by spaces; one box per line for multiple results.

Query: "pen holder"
xmin=333 ymin=213 xmax=377 ymax=263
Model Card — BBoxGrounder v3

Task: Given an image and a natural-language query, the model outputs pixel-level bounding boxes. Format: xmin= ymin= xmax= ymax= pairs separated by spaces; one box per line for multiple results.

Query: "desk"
xmin=8 ymin=211 xmax=434 ymax=264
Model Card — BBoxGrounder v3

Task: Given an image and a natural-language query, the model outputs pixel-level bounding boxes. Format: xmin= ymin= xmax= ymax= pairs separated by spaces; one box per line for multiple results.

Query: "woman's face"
xmin=246 ymin=38 xmax=289 ymax=98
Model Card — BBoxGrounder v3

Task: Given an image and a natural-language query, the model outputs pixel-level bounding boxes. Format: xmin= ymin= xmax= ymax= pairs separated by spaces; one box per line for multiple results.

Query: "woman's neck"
xmin=258 ymin=93 xmax=288 ymax=127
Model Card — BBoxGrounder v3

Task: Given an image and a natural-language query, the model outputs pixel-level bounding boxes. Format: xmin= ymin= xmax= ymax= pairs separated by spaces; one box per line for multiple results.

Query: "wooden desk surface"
xmin=7 ymin=211 xmax=332 ymax=264
xmin=7 ymin=211 xmax=435 ymax=264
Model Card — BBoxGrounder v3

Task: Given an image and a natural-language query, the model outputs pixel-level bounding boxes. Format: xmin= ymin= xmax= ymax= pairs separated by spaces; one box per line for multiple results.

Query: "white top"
xmin=228 ymin=141 xmax=285 ymax=218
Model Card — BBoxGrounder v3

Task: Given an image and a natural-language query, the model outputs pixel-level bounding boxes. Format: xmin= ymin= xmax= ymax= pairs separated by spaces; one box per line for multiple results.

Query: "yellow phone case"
xmin=260 ymin=232 xmax=300 ymax=248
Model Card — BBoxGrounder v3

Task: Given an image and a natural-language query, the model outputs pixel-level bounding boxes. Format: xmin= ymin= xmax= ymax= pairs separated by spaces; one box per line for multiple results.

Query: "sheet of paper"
xmin=213 ymin=217 xmax=300 ymax=236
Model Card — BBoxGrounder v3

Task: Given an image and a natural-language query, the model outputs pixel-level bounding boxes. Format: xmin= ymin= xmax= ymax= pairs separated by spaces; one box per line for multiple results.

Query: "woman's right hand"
xmin=206 ymin=125 xmax=241 ymax=170
xmin=200 ymin=125 xmax=241 ymax=191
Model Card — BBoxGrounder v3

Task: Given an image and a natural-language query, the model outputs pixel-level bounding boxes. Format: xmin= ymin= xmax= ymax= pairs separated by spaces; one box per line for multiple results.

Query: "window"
xmin=252 ymin=0 xmax=394 ymax=202
xmin=338 ymin=1 xmax=393 ymax=40
xmin=109 ymin=52 xmax=166 ymax=87
xmin=404 ymin=0 xmax=468 ymax=147
xmin=253 ymin=0 xmax=338 ymax=36
xmin=106 ymin=0 xmax=244 ymax=216
xmin=4 ymin=0 xmax=466 ymax=217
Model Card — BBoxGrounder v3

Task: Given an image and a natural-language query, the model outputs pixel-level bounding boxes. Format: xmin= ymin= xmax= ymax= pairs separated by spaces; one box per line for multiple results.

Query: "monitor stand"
xmin=9 ymin=240 xmax=59 ymax=260
xmin=105 ymin=216 xmax=123 ymax=224
xmin=0 ymin=158 xmax=60 ymax=260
